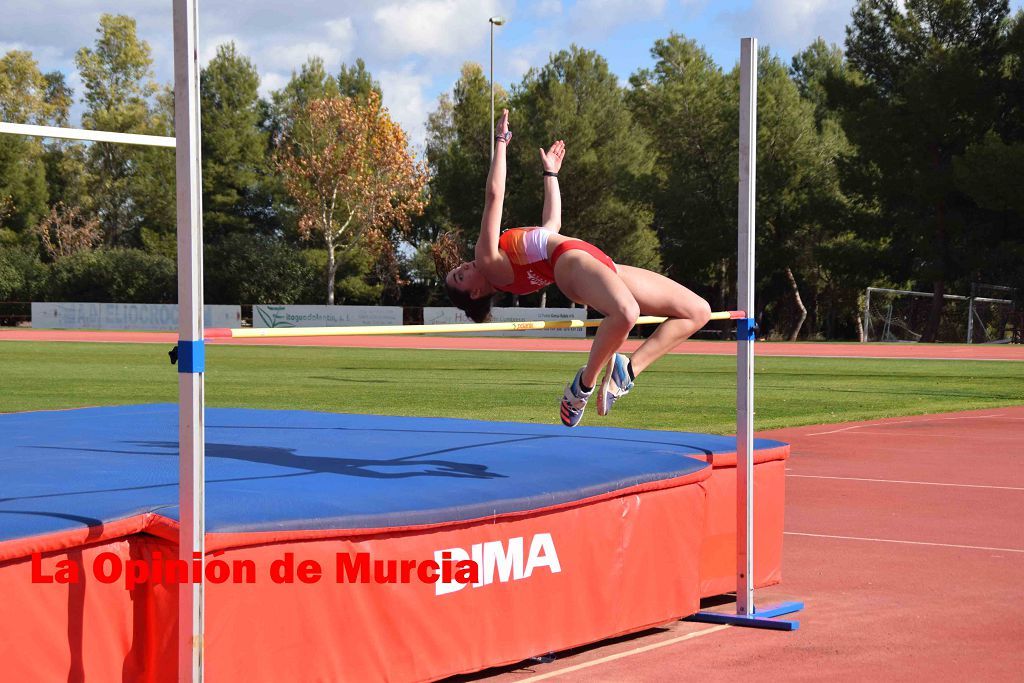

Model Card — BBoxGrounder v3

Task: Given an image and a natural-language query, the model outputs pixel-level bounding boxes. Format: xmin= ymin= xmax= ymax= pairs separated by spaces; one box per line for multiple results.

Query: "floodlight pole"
xmin=489 ymin=16 xmax=505 ymax=161
xmin=173 ymin=0 xmax=205 ymax=681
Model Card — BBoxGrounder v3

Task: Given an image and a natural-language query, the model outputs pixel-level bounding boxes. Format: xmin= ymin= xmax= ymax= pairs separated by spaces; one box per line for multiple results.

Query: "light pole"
xmin=489 ymin=16 xmax=505 ymax=161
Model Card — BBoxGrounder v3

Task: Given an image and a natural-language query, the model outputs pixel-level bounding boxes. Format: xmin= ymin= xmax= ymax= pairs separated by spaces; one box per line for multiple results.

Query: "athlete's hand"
xmin=495 ymin=109 xmax=511 ymax=143
xmin=539 ymin=140 xmax=565 ymax=173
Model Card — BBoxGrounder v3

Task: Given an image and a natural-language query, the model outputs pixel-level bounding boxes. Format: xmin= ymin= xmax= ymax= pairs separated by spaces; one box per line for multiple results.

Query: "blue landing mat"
xmin=1 ymin=405 xmax=784 ymax=542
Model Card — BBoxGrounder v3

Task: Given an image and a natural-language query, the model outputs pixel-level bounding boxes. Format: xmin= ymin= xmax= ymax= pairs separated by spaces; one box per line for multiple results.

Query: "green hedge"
xmin=47 ymin=248 xmax=176 ymax=303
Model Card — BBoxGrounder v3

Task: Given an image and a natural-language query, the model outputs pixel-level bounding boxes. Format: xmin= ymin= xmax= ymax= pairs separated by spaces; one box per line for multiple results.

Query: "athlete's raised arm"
xmin=476 ymin=109 xmax=510 ymax=265
xmin=539 ymin=140 xmax=564 ymax=232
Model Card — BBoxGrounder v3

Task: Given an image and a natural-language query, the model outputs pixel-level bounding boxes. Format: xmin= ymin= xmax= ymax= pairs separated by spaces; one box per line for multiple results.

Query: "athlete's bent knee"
xmin=691 ymin=297 xmax=712 ymax=326
xmin=666 ymin=296 xmax=711 ymax=326
xmin=615 ymin=300 xmax=640 ymax=328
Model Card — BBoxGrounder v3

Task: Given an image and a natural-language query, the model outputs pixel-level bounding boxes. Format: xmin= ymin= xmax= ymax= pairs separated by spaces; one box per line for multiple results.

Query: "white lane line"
xmin=787 ymin=474 xmax=1024 ymax=491
xmin=514 ymin=625 xmax=731 ymax=682
xmin=805 ymin=421 xmax=916 ymax=436
xmin=938 ymin=414 xmax=1008 ymax=420
xmin=804 ymin=413 xmax=1014 ymax=436
xmin=785 ymin=532 xmax=1024 ymax=553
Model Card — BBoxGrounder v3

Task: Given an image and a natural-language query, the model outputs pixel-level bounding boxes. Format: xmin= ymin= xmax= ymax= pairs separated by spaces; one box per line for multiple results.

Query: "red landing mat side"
xmin=0 ymin=475 xmax=709 ymax=683
xmin=695 ymin=446 xmax=788 ymax=597
xmin=0 ymin=533 xmax=177 ymax=683
xmin=204 ymin=479 xmax=708 ymax=683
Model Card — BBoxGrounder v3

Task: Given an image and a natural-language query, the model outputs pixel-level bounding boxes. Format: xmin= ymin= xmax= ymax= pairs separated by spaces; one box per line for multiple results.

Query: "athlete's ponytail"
xmin=432 ymin=231 xmax=495 ymax=323
xmin=444 ymin=284 xmax=494 ymax=323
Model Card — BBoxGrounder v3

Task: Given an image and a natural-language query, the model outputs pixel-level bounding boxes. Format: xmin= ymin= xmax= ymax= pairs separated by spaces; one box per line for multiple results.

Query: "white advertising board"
xmin=253 ymin=305 xmax=403 ymax=328
xmin=31 ymin=302 xmax=241 ymax=330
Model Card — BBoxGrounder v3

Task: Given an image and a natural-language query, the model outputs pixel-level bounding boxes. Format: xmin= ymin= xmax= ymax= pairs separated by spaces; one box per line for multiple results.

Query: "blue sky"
xmin=2 ymin=1 xmax=1022 ymax=152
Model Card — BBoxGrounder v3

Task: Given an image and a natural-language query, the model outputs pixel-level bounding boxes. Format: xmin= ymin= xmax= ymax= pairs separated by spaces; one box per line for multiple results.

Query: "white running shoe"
xmin=597 ymin=353 xmax=634 ymax=416
xmin=559 ymin=367 xmax=592 ymax=427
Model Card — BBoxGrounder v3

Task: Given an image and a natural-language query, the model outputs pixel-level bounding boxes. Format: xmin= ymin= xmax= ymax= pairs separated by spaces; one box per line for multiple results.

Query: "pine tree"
xmin=75 ymin=14 xmax=166 ymax=245
xmin=200 ymin=42 xmax=268 ymax=242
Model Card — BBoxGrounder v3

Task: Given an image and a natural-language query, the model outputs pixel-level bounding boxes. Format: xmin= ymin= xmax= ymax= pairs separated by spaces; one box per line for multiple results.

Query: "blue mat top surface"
xmin=0 ymin=405 xmax=784 ymax=542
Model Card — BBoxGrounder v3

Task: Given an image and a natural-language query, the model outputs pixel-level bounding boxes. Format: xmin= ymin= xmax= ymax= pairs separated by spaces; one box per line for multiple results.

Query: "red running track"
xmin=1 ymin=328 xmax=1022 ymax=361
xmin=457 ymin=407 xmax=1024 ymax=682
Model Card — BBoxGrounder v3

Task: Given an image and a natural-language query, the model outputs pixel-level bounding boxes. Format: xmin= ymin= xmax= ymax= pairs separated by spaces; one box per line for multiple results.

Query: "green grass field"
xmin=2 ymin=340 xmax=1022 ymax=433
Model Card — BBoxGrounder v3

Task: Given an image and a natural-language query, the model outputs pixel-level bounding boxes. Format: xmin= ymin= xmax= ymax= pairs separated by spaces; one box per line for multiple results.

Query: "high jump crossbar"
xmin=0 ymin=122 xmax=176 ymax=148
xmin=205 ymin=311 xmax=745 ymax=339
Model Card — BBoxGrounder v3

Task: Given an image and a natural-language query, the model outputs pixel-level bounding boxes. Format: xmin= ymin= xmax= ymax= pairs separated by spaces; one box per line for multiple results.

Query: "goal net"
xmin=862 ymin=287 xmax=1017 ymax=343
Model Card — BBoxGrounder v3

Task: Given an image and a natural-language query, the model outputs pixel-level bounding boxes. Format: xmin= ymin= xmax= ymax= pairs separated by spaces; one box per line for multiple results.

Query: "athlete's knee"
xmin=664 ymin=295 xmax=710 ymax=325
xmin=689 ymin=297 xmax=712 ymax=326
xmin=612 ymin=298 xmax=641 ymax=328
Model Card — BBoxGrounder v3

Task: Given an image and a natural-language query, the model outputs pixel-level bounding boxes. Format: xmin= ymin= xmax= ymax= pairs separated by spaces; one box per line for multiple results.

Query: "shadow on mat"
xmin=19 ymin=439 xmax=509 ymax=481
xmin=208 ymin=423 xmax=717 ymax=456
xmin=7 ymin=438 xmax=511 ymax=504
xmin=140 ymin=440 xmax=510 ymax=480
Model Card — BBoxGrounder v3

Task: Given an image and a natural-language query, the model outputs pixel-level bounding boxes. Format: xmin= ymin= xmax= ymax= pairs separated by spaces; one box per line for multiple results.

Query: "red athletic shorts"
xmin=550 ymin=239 xmax=618 ymax=275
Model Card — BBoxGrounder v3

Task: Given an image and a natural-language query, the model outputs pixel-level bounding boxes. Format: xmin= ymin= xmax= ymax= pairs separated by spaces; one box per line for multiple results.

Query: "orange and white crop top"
xmin=496 ymin=228 xmax=556 ymax=295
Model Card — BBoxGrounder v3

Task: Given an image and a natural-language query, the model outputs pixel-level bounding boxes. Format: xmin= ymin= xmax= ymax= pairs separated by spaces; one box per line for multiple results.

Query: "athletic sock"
xmin=578 ymin=375 xmax=594 ymax=394
xmin=626 ymin=360 xmax=636 ymax=382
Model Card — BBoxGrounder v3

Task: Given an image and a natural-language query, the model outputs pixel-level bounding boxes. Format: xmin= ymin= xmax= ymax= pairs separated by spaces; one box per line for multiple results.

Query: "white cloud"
xmin=261 ymin=41 xmax=349 ymax=72
xmin=531 ymin=0 xmax=562 ymax=18
xmin=568 ymin=0 xmax=666 ymax=38
xmin=721 ymin=0 xmax=852 ymax=53
xmin=326 ymin=17 xmax=356 ymax=45
xmin=0 ymin=41 xmax=69 ymax=68
xmin=505 ymin=38 xmax=554 ymax=80
xmin=377 ymin=66 xmax=433 ymax=153
xmin=369 ymin=0 xmax=505 ymax=59
xmin=200 ymin=34 xmax=249 ymax=65
xmin=258 ymin=71 xmax=289 ymax=97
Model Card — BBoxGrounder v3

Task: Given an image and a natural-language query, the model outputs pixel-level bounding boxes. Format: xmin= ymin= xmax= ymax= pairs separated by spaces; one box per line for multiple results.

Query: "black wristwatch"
xmin=543 ymin=171 xmax=558 ymax=178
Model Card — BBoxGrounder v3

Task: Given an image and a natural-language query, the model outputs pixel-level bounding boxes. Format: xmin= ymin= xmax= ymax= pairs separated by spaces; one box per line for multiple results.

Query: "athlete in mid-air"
xmin=439 ymin=109 xmax=712 ymax=427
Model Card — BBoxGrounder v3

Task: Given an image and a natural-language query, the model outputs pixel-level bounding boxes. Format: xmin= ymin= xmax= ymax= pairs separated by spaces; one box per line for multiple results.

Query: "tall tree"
xmin=951 ymin=9 xmax=1024 ymax=303
xmin=791 ymin=38 xmax=848 ymax=127
xmin=76 ymin=14 xmax=166 ymax=245
xmin=0 ymin=50 xmax=53 ymax=235
xmin=836 ymin=0 xmax=1012 ymax=341
xmin=132 ymin=87 xmax=176 ymax=256
xmin=338 ymin=58 xmax=382 ymax=101
xmin=268 ymin=56 xmax=340 ymax=142
xmin=265 ymin=56 xmax=343 ymax=240
xmin=630 ymin=35 xmax=857 ymax=339
xmin=628 ymin=36 xmax=734 ymax=308
xmin=200 ymin=42 xmax=268 ymax=242
xmin=510 ymin=46 xmax=661 ymax=272
xmin=754 ymin=50 xmax=851 ymax=340
xmin=422 ymin=63 xmax=503 ymax=245
xmin=40 ymin=71 xmax=89 ymax=212
xmin=791 ymin=40 xmax=889 ymax=339
xmin=275 ymin=91 xmax=428 ymax=304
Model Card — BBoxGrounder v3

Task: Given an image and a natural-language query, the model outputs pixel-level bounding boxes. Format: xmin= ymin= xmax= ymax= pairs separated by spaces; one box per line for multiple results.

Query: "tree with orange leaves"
xmin=275 ymin=90 xmax=428 ymax=304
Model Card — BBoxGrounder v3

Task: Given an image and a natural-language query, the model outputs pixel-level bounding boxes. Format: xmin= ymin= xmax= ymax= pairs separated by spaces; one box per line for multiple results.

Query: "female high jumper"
xmin=438 ymin=109 xmax=712 ymax=427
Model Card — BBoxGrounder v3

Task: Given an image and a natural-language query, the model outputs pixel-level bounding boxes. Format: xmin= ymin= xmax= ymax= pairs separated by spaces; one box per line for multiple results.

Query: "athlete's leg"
xmin=554 ymin=252 xmax=640 ymax=388
xmin=615 ymin=265 xmax=711 ymax=375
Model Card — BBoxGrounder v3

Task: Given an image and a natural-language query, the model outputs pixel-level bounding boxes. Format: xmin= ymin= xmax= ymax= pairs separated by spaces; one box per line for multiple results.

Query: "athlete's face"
xmin=445 ymin=261 xmax=487 ymax=298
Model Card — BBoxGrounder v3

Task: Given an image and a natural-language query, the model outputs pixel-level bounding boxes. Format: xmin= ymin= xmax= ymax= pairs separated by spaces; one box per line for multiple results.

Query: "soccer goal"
xmin=862 ymin=286 xmax=1017 ymax=343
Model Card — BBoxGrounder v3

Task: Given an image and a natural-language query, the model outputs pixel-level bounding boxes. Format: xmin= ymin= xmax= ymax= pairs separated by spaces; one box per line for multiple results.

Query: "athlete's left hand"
xmin=539 ymin=140 xmax=565 ymax=174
